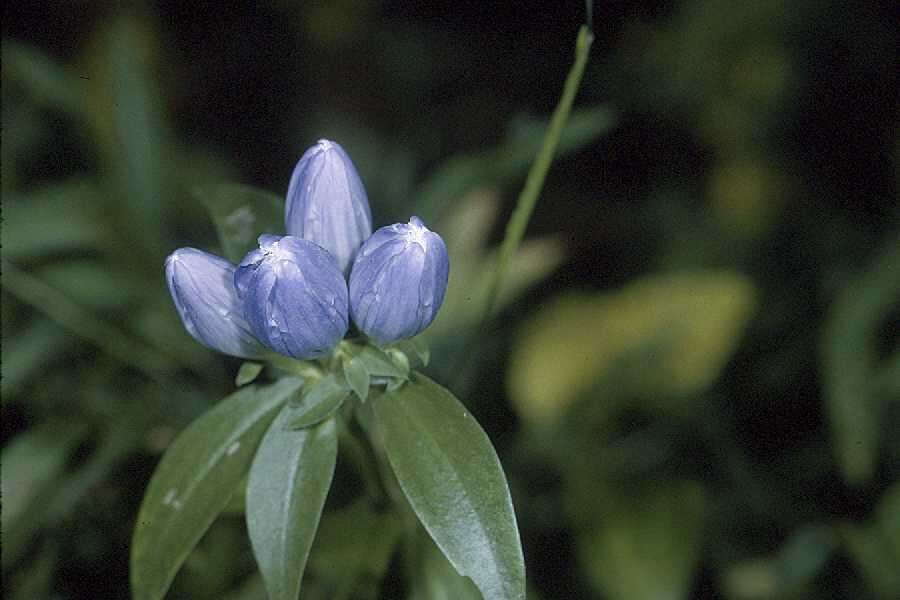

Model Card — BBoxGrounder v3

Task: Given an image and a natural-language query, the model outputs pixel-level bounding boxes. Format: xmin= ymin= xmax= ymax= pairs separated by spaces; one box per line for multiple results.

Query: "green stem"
xmin=481 ymin=25 xmax=594 ymax=321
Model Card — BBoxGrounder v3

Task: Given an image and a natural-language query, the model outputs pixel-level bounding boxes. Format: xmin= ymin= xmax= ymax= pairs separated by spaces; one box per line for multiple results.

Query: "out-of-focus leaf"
xmin=37 ymin=259 xmax=143 ymax=309
xmin=509 ymin=271 xmax=757 ymax=424
xmin=129 ymin=300 xmax=212 ymax=373
xmin=131 ymin=378 xmax=302 ymax=600
xmin=194 ymin=183 xmax=285 ymax=264
xmin=85 ymin=16 xmax=169 ymax=251
xmin=575 ymin=481 xmax=706 ymax=600
xmin=426 ymin=191 xmax=566 ymax=342
xmin=307 ymin=501 xmax=404 ymax=598
xmin=722 ymin=525 xmax=837 ymax=600
xmin=286 ymin=375 xmax=348 ymax=429
xmin=1 ymin=421 xmax=89 ymax=569
xmin=415 ymin=105 xmax=616 ymax=222
xmin=8 ymin=542 xmax=58 ymax=600
xmin=1 ymin=319 xmax=70 ymax=396
xmin=841 ymin=483 xmax=900 ymax=599
xmin=222 ymin=575 xmax=267 ymax=600
xmin=373 ymin=373 xmax=525 ymax=600
xmin=822 ymin=239 xmax=900 ymax=485
xmin=408 ymin=531 xmax=482 ymax=600
xmin=1 ymin=180 xmax=106 ymax=259
xmin=247 ymin=408 xmax=337 ymax=600
xmin=2 ymin=40 xmax=87 ymax=115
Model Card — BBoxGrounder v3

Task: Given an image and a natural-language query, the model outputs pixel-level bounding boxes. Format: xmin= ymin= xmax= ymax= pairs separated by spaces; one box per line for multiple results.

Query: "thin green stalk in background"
xmin=481 ymin=25 xmax=594 ymax=321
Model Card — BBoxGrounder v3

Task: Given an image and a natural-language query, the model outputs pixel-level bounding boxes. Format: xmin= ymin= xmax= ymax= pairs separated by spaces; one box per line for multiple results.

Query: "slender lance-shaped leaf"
xmin=131 ymin=378 xmax=303 ymax=600
xmin=373 ymin=373 xmax=525 ymax=600
xmin=247 ymin=406 xmax=338 ymax=600
xmin=287 ymin=374 xmax=349 ymax=429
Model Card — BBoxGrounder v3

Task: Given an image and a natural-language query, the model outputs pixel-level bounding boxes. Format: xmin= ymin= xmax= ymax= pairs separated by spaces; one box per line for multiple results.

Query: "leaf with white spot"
xmin=131 ymin=377 xmax=302 ymax=600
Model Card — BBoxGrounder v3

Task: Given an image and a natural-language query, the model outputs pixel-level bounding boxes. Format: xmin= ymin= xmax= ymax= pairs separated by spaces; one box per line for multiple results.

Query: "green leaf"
xmin=575 ymin=481 xmax=706 ymax=600
xmin=287 ymin=375 xmax=349 ymax=429
xmin=1 ymin=421 xmax=89 ymax=569
xmin=841 ymin=484 xmax=900 ymax=599
xmin=85 ymin=16 xmax=169 ymax=250
xmin=508 ymin=272 xmax=756 ymax=424
xmin=1 ymin=180 xmax=106 ymax=259
xmin=2 ymin=40 xmax=87 ymax=116
xmin=1 ymin=319 xmax=70 ymax=397
xmin=389 ymin=336 xmax=430 ymax=367
xmin=37 ymin=259 xmax=143 ymax=309
xmin=194 ymin=183 xmax=285 ymax=264
xmin=372 ymin=373 xmax=525 ymax=600
xmin=352 ymin=345 xmax=409 ymax=379
xmin=823 ymin=238 xmax=900 ymax=484
xmin=409 ymin=531 xmax=483 ymax=600
xmin=236 ymin=362 xmax=264 ymax=387
xmin=307 ymin=500 xmax=404 ymax=597
xmin=130 ymin=378 xmax=302 ymax=600
xmin=343 ymin=357 xmax=371 ymax=402
xmin=247 ymin=406 xmax=338 ymax=600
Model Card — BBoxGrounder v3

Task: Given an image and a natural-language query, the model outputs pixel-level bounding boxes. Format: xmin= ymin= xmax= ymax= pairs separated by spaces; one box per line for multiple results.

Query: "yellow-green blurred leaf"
xmin=841 ymin=485 xmax=900 ymax=599
xmin=509 ymin=271 xmax=757 ymax=424
xmin=426 ymin=191 xmax=565 ymax=341
xmin=576 ymin=481 xmax=706 ymax=600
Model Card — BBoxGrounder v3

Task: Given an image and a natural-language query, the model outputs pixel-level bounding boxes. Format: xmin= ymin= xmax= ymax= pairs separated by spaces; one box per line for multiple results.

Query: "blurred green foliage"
xmin=2 ymin=1 xmax=898 ymax=599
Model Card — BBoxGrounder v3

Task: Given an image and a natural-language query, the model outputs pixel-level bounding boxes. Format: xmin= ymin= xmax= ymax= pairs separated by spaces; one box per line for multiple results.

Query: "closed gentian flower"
xmin=285 ymin=139 xmax=372 ymax=274
xmin=165 ymin=248 xmax=266 ymax=358
xmin=349 ymin=216 xmax=449 ymax=345
xmin=236 ymin=235 xmax=349 ymax=359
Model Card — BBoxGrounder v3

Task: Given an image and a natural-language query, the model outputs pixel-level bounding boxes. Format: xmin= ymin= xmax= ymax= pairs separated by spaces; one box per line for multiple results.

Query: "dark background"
xmin=3 ymin=1 xmax=898 ymax=599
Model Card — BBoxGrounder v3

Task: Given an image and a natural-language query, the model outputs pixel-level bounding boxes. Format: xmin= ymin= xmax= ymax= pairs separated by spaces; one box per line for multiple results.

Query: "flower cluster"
xmin=166 ymin=140 xmax=449 ymax=360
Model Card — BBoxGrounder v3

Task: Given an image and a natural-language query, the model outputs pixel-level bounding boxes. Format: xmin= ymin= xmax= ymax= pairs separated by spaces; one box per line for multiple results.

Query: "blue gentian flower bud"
xmin=284 ymin=139 xmax=372 ymax=274
xmin=165 ymin=248 xmax=266 ymax=358
xmin=235 ymin=235 xmax=349 ymax=359
xmin=349 ymin=217 xmax=449 ymax=345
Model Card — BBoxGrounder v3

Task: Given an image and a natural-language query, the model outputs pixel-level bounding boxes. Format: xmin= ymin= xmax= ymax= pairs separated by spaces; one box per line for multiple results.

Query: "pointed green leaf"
xmin=390 ymin=336 xmax=430 ymax=367
xmin=287 ymin=375 xmax=349 ymax=429
xmin=353 ymin=345 xmax=409 ymax=379
xmin=409 ymin=531 xmax=483 ymax=600
xmin=247 ymin=407 xmax=338 ymax=600
xmin=235 ymin=362 xmax=264 ymax=387
xmin=372 ymin=373 xmax=525 ymax=600
xmin=194 ymin=183 xmax=284 ymax=263
xmin=343 ymin=357 xmax=370 ymax=402
xmin=130 ymin=378 xmax=302 ymax=600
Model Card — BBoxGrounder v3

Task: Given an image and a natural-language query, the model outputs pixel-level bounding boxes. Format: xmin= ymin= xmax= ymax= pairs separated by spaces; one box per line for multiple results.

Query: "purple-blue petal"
xmin=236 ymin=235 xmax=349 ymax=359
xmin=284 ymin=139 xmax=372 ymax=274
xmin=348 ymin=217 xmax=449 ymax=345
xmin=164 ymin=248 xmax=266 ymax=358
